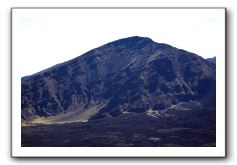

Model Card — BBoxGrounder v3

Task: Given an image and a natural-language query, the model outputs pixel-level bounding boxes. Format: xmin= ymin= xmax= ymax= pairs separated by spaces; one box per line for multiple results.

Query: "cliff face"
xmin=21 ymin=36 xmax=216 ymax=123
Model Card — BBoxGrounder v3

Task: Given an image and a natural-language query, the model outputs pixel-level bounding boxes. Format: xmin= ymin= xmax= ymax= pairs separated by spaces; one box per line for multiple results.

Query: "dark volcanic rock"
xmin=21 ymin=36 xmax=216 ymax=122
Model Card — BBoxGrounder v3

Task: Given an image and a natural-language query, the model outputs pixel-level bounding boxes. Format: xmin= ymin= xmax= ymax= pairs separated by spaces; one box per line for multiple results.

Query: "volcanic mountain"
xmin=21 ymin=36 xmax=216 ymax=124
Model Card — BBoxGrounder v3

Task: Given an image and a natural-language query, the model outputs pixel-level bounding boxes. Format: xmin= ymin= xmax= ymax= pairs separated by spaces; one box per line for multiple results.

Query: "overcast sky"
xmin=13 ymin=9 xmax=225 ymax=77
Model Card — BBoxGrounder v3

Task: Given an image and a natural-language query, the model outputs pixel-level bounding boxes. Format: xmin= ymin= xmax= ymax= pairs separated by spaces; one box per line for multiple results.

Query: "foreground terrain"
xmin=22 ymin=105 xmax=215 ymax=147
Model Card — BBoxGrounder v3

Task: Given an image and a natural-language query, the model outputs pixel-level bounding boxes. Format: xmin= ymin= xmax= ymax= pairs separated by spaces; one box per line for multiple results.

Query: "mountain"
xmin=21 ymin=36 xmax=216 ymax=124
xmin=207 ymin=57 xmax=216 ymax=63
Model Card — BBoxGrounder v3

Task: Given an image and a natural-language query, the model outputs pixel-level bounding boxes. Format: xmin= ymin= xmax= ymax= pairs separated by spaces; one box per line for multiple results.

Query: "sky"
xmin=12 ymin=9 xmax=225 ymax=77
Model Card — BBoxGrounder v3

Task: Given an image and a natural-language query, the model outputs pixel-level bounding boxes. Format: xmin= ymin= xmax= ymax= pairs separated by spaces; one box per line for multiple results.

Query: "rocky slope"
xmin=21 ymin=36 xmax=216 ymax=124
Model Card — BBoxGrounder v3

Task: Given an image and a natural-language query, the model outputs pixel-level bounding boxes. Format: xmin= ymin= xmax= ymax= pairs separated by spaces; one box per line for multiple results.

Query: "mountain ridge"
xmin=22 ymin=36 xmax=205 ymax=78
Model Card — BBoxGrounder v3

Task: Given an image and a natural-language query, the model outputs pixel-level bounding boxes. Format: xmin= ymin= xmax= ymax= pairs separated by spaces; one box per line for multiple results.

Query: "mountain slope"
xmin=21 ymin=36 xmax=216 ymax=124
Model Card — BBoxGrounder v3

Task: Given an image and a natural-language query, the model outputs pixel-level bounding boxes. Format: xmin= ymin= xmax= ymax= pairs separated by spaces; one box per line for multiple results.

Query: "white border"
xmin=11 ymin=8 xmax=226 ymax=157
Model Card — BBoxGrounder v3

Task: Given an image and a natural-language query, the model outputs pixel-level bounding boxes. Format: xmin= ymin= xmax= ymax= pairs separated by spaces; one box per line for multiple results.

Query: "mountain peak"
xmin=105 ymin=36 xmax=154 ymax=48
xmin=116 ymin=36 xmax=153 ymax=42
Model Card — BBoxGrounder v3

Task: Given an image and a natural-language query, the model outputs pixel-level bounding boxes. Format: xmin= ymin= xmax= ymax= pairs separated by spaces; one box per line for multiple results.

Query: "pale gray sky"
xmin=13 ymin=9 xmax=225 ymax=77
